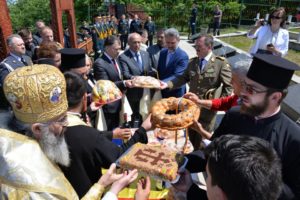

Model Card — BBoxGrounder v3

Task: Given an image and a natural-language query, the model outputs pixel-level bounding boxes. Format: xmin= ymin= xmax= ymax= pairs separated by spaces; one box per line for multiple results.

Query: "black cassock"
xmin=186 ymin=106 xmax=300 ymax=200
xmin=59 ymin=125 xmax=148 ymax=198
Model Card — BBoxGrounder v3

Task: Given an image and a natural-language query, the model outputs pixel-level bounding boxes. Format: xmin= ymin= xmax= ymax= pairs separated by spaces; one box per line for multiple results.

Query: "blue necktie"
xmin=135 ymin=52 xmax=143 ymax=72
xmin=21 ymin=57 xmax=28 ymax=66
xmin=199 ymin=58 xmax=205 ymax=72
xmin=166 ymin=51 xmax=173 ymax=66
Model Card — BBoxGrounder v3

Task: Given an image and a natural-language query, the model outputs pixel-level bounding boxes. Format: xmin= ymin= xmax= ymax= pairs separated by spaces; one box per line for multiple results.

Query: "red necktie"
xmin=111 ymin=59 xmax=119 ymax=74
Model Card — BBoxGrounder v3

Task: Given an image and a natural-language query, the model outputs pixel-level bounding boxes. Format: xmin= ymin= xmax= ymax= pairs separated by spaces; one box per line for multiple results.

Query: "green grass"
xmin=220 ymin=36 xmax=300 ymax=76
xmin=289 ymin=28 xmax=300 ymax=33
xmin=220 ymin=35 xmax=253 ymax=52
xmin=218 ymin=26 xmax=249 ymax=34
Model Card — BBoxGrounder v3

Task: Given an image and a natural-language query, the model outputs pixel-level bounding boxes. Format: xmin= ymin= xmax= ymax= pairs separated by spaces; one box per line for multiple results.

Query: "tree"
xmin=8 ymin=0 xmax=50 ymax=31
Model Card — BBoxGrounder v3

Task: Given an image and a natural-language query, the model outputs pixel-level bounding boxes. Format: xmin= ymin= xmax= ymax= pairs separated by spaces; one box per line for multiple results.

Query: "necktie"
xmin=21 ymin=57 xmax=28 ymax=66
xmin=111 ymin=59 xmax=119 ymax=74
xmin=135 ymin=52 xmax=143 ymax=72
xmin=166 ymin=51 xmax=173 ymax=66
xmin=199 ymin=58 xmax=205 ymax=72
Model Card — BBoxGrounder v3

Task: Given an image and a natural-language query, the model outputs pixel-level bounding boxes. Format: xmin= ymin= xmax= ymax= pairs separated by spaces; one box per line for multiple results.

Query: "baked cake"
xmin=118 ymin=143 xmax=184 ymax=181
xmin=151 ymin=97 xmax=200 ymax=130
xmin=92 ymin=80 xmax=122 ymax=105
xmin=132 ymin=76 xmax=161 ymax=88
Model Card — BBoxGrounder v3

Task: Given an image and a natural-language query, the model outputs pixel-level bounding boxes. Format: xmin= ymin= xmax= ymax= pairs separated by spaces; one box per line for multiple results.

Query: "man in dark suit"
xmin=190 ymin=3 xmax=198 ymax=35
xmin=157 ymin=28 xmax=189 ymax=98
xmin=0 ymin=34 xmax=32 ymax=130
xmin=129 ymin=14 xmax=142 ymax=33
xmin=93 ymin=35 xmax=132 ymax=130
xmin=147 ymin=28 xmax=166 ymax=69
xmin=144 ymin=16 xmax=156 ymax=46
xmin=118 ymin=14 xmax=129 ymax=50
xmin=119 ymin=33 xmax=155 ymax=124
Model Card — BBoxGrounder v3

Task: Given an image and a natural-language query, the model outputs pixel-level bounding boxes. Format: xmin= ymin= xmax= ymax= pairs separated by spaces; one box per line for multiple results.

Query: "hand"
xmin=141 ymin=114 xmax=154 ymax=131
xmin=255 ymin=19 xmax=264 ymax=27
xmin=113 ymin=128 xmax=132 ymax=140
xmin=159 ymin=81 xmax=168 ymax=90
xmin=266 ymin=45 xmax=280 ymax=55
xmin=183 ymin=92 xmax=200 ymax=103
xmin=172 ymin=169 xmax=193 ymax=192
xmin=89 ymin=101 xmax=102 ymax=111
xmin=191 ymin=119 xmax=212 ymax=140
xmin=109 ymin=169 xmax=138 ymax=195
xmin=125 ymin=80 xmax=133 ymax=88
xmin=135 ymin=176 xmax=151 ymax=200
xmin=98 ymin=163 xmax=123 ymax=187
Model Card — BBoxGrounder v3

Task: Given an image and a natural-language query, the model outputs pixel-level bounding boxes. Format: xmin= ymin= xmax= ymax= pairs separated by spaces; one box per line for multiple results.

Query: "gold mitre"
xmin=3 ymin=64 xmax=68 ymax=124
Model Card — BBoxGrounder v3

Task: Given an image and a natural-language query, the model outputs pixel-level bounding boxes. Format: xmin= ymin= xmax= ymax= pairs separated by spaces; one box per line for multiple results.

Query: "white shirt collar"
xmin=203 ymin=51 xmax=213 ymax=62
xmin=104 ymin=52 xmax=113 ymax=61
xmin=130 ymin=50 xmax=140 ymax=57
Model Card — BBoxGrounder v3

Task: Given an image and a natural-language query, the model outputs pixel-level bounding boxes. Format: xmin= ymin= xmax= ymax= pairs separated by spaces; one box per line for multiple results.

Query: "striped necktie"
xmin=111 ymin=59 xmax=119 ymax=74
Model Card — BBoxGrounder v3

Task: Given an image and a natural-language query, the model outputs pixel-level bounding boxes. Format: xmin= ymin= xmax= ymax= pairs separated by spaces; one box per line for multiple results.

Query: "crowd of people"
xmin=0 ymin=6 xmax=300 ymax=200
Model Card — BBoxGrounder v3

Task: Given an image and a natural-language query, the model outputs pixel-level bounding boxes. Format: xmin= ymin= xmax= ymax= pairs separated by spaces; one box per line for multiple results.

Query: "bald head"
xmin=128 ymin=33 xmax=142 ymax=52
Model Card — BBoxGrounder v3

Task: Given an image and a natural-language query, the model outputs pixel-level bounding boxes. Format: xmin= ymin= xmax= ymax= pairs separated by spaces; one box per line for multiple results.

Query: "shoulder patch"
xmin=216 ymin=56 xmax=225 ymax=61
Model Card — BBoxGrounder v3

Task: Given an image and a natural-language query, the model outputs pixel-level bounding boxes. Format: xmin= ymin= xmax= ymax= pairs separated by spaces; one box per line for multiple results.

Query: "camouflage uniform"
xmin=168 ymin=54 xmax=232 ymax=149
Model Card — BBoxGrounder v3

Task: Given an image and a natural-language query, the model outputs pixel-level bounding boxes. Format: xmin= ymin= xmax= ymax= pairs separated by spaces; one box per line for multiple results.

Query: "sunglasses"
xmin=271 ymin=16 xmax=282 ymax=20
xmin=241 ymin=81 xmax=268 ymax=95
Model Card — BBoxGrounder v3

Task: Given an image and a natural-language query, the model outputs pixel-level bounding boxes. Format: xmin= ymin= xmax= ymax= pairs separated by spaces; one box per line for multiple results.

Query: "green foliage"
xmin=8 ymin=0 xmax=51 ymax=31
xmin=224 ymin=1 xmax=246 ymax=21
xmin=205 ymin=0 xmax=223 ymax=13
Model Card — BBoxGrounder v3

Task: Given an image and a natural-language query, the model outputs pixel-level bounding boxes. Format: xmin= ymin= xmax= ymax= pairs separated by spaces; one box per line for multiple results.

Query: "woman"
xmin=37 ymin=41 xmax=62 ymax=67
xmin=248 ymin=7 xmax=289 ymax=57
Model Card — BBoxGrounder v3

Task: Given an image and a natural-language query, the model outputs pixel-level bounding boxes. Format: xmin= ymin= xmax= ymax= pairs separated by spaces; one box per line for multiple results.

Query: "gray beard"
xmin=38 ymin=125 xmax=70 ymax=167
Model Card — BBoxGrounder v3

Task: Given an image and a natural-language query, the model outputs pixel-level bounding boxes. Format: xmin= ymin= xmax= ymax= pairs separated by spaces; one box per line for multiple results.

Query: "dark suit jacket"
xmin=147 ymin=44 xmax=163 ymax=69
xmin=0 ymin=54 xmax=32 ymax=109
xmin=60 ymin=125 xmax=148 ymax=198
xmin=157 ymin=47 xmax=188 ymax=98
xmin=119 ymin=49 xmax=154 ymax=101
xmin=129 ymin=19 xmax=141 ymax=33
xmin=93 ymin=54 xmax=126 ymax=113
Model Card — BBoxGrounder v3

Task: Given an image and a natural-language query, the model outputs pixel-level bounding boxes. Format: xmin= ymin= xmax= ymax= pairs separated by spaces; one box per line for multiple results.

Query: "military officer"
xmin=144 ymin=16 xmax=156 ymax=46
xmin=161 ymin=34 xmax=232 ymax=149
xmin=0 ymin=34 xmax=32 ymax=130
xmin=118 ymin=14 xmax=129 ymax=50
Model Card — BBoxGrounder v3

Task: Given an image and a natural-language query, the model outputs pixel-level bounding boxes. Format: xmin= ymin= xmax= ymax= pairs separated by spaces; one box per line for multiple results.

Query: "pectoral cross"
xmin=134 ymin=149 xmax=170 ymax=165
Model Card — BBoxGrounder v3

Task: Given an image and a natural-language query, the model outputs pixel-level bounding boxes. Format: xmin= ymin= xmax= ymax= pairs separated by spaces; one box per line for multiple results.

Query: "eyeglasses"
xmin=241 ymin=81 xmax=268 ymax=95
xmin=271 ymin=16 xmax=282 ymax=20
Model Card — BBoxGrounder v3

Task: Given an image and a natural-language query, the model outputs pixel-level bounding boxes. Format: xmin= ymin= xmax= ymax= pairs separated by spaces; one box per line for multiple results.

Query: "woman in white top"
xmin=247 ymin=7 xmax=289 ymax=57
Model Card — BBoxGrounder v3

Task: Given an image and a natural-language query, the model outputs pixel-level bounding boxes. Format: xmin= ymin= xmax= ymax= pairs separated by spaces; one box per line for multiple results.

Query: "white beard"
xmin=38 ymin=125 xmax=71 ymax=167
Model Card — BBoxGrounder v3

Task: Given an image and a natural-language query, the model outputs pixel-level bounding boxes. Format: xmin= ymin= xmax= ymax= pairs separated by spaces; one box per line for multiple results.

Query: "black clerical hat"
xmin=247 ymin=54 xmax=300 ymax=90
xmin=60 ymin=48 xmax=86 ymax=69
